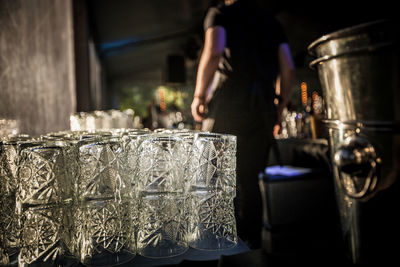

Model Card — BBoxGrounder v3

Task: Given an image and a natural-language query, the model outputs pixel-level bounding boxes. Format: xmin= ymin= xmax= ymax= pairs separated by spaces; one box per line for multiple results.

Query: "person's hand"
xmin=191 ymin=96 xmax=206 ymax=122
xmin=273 ymin=123 xmax=280 ymax=137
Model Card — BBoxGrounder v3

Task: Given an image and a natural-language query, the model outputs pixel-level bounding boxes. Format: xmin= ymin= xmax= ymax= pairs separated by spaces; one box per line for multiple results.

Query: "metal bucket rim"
xmin=308 ymin=41 xmax=395 ymax=69
xmin=307 ymin=19 xmax=392 ymax=57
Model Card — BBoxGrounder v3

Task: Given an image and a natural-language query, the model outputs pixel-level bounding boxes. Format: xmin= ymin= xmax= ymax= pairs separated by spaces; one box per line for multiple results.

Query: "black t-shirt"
xmin=204 ymin=1 xmax=288 ymax=87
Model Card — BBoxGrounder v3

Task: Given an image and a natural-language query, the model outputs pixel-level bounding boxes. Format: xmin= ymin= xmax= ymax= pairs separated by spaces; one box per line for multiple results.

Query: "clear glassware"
xmin=187 ymin=132 xmax=237 ymax=250
xmin=77 ymin=136 xmax=127 ymax=201
xmin=77 ymin=199 xmax=134 ymax=266
xmin=136 ymin=134 xmax=185 ymax=193
xmin=91 ymin=111 xmax=105 ymax=130
xmin=16 ymin=142 xmax=73 ymax=265
xmin=40 ymin=135 xmax=82 ymax=208
xmin=17 ymin=144 xmax=70 ymax=205
xmin=109 ymin=109 xmax=123 ymax=129
xmin=73 ymin=134 xmax=135 ymax=265
xmin=121 ymin=130 xmax=152 ymax=248
xmin=18 ymin=204 xmax=64 ymax=265
xmin=137 ymin=192 xmax=188 ymax=258
xmin=85 ymin=113 xmax=96 ymax=131
xmin=122 ymin=109 xmax=135 ymax=129
xmin=0 ymin=134 xmax=33 ymax=264
xmin=136 ymin=133 xmax=188 ymax=258
xmin=189 ymin=133 xmax=236 ymax=192
xmin=70 ymin=112 xmax=87 ymax=131
xmin=99 ymin=110 xmax=113 ymax=130
xmin=188 ymin=190 xmax=237 ymax=250
xmin=122 ymin=130 xmax=152 ymax=198
xmin=0 ymin=119 xmax=20 ymax=138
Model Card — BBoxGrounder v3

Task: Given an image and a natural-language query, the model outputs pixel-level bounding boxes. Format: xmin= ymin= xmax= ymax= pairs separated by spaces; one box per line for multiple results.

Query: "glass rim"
xmin=194 ymin=132 xmax=237 ymax=141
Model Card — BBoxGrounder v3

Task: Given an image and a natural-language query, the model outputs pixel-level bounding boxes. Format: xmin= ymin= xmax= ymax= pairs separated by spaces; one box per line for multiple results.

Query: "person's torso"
xmin=216 ymin=1 xmax=284 ymax=86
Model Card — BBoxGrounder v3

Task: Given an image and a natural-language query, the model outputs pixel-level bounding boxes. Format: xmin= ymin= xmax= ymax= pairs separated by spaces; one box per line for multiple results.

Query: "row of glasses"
xmin=0 ymin=128 xmax=237 ymax=266
xmin=135 ymin=129 xmax=237 ymax=256
xmin=46 ymin=129 xmax=141 ymax=266
xmin=70 ymin=109 xmax=136 ymax=131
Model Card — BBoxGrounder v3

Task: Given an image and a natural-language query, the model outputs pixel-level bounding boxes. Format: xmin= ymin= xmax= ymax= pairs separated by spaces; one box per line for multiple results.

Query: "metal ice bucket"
xmin=308 ymin=19 xmax=400 ymax=265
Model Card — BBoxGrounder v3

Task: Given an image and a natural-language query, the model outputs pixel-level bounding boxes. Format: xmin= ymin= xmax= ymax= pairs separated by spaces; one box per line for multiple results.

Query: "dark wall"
xmin=0 ymin=0 xmax=76 ymax=136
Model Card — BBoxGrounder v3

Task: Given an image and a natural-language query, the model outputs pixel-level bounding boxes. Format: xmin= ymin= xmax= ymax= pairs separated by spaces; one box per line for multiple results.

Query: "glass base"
xmin=82 ymin=251 xmax=135 ymax=267
xmin=138 ymin=242 xmax=188 ymax=259
xmin=189 ymin=234 xmax=237 ymax=251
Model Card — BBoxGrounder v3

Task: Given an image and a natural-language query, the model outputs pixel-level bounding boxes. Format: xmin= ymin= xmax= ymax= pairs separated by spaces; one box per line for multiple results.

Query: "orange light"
xmin=312 ymin=91 xmax=318 ymax=108
xmin=301 ymin=82 xmax=308 ymax=106
xmin=159 ymin=88 xmax=166 ymax=111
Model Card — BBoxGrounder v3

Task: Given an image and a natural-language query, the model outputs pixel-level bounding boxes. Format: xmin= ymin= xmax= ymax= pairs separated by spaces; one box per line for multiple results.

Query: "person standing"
xmin=191 ymin=0 xmax=295 ymax=249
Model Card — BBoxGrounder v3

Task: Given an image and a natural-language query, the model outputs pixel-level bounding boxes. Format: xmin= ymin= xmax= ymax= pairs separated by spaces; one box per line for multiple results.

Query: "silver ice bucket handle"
xmin=333 ymin=135 xmax=380 ymax=198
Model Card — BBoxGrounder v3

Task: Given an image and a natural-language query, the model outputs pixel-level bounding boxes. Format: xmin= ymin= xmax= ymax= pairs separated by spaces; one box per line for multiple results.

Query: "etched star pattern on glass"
xmin=0 ymin=136 xmax=40 ymax=264
xmin=188 ymin=190 xmax=237 ymax=250
xmin=136 ymin=135 xmax=184 ymax=193
xmin=0 ymin=129 xmax=239 ymax=264
xmin=137 ymin=194 xmax=187 ymax=258
xmin=0 ymin=141 xmax=19 ymax=261
xmin=79 ymin=200 xmax=134 ymax=266
xmin=188 ymin=133 xmax=237 ymax=250
xmin=78 ymin=139 xmax=125 ymax=200
xmin=17 ymin=146 xmax=69 ymax=205
xmin=0 ymin=192 xmax=17 ymax=265
xmin=121 ymin=130 xmax=151 ymax=198
xmin=18 ymin=205 xmax=63 ymax=265
xmin=189 ymin=133 xmax=237 ymax=192
xmin=136 ymin=134 xmax=188 ymax=258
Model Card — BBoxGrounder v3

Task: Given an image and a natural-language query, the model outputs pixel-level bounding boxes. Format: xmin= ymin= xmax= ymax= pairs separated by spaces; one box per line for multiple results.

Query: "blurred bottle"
xmin=300 ymin=82 xmax=312 ymax=139
xmin=310 ymin=91 xmax=324 ymax=139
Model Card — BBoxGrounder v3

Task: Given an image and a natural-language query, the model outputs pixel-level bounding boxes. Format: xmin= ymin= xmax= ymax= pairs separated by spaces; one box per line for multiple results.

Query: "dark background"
xmin=0 ymin=0 xmax=397 ymax=135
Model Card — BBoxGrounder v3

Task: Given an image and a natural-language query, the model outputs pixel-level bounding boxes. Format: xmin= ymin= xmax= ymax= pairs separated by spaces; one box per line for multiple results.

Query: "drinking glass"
xmin=109 ymin=110 xmax=123 ymax=129
xmin=17 ymin=142 xmax=73 ymax=265
xmin=121 ymin=130 xmax=152 ymax=251
xmin=74 ymin=134 xmax=135 ymax=265
xmin=78 ymin=199 xmax=134 ymax=266
xmin=136 ymin=134 xmax=185 ymax=193
xmin=136 ymin=133 xmax=188 ymax=258
xmin=70 ymin=112 xmax=87 ymax=131
xmin=0 ymin=135 xmax=32 ymax=264
xmin=18 ymin=204 xmax=64 ymax=265
xmin=17 ymin=144 xmax=69 ymax=205
xmin=137 ymin=192 xmax=187 ymax=258
xmin=187 ymin=133 xmax=237 ymax=250
xmin=188 ymin=190 xmax=237 ymax=250
xmin=77 ymin=136 xmax=127 ymax=201
xmin=122 ymin=109 xmax=134 ymax=129
xmin=0 ymin=119 xmax=20 ymax=138
xmin=189 ymin=133 xmax=237 ymax=192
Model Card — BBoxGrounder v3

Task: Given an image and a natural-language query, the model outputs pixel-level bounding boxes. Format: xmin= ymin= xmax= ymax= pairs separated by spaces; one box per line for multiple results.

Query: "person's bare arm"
xmin=191 ymin=26 xmax=225 ymax=122
xmin=276 ymin=43 xmax=295 ymax=122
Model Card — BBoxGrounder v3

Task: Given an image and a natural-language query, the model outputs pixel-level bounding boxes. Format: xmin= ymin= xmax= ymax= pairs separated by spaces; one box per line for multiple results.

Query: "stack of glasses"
xmin=70 ymin=109 xmax=137 ymax=131
xmin=0 ymin=128 xmax=237 ymax=266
